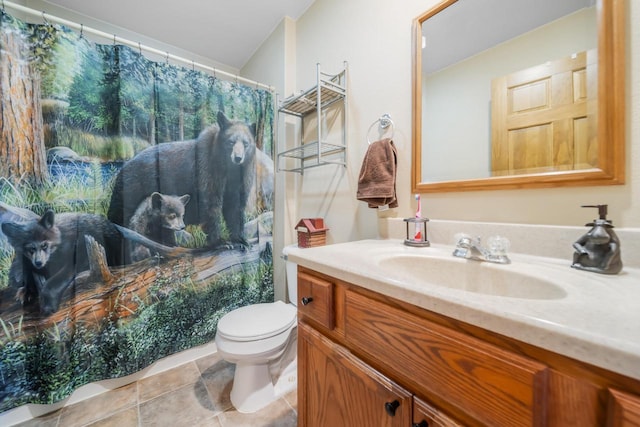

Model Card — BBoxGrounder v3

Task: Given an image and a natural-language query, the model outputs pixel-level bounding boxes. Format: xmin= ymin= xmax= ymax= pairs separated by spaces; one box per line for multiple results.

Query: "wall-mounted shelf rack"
xmin=277 ymin=62 xmax=348 ymax=174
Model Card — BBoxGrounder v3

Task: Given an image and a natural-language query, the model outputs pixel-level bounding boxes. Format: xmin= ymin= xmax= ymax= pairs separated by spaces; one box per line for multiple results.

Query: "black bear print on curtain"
xmin=0 ymin=10 xmax=274 ymax=412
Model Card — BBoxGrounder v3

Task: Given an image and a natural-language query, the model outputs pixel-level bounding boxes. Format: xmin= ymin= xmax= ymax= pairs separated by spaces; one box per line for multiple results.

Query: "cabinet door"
xmin=608 ymin=389 xmax=640 ymax=427
xmin=298 ymin=322 xmax=412 ymax=427
xmin=414 ymin=396 xmax=463 ymax=427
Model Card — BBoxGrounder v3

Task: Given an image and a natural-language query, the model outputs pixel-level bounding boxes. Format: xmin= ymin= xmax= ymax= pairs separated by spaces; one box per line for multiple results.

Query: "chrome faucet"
xmin=452 ymin=234 xmax=510 ymax=264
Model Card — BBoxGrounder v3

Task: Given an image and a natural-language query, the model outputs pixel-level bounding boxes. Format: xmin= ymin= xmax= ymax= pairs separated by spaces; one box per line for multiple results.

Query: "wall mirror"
xmin=412 ymin=0 xmax=625 ymax=192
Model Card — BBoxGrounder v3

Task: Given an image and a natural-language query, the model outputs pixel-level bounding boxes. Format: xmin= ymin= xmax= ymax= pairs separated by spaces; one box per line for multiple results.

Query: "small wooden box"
xmin=296 ymin=218 xmax=329 ymax=248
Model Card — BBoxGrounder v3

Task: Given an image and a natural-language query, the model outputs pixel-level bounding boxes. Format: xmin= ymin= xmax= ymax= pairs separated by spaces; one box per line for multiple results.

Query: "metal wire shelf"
xmin=277 ymin=62 xmax=348 ymax=174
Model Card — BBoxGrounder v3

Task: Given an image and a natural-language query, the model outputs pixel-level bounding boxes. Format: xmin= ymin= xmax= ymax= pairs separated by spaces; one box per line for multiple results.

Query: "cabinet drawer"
xmin=345 ymin=290 xmax=548 ymax=427
xmin=298 ymin=271 xmax=334 ymax=330
xmin=608 ymin=388 xmax=640 ymax=427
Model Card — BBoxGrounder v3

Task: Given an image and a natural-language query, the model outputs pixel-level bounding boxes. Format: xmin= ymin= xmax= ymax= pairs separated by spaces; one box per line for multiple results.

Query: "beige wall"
xmin=247 ymin=0 xmax=639 ymax=245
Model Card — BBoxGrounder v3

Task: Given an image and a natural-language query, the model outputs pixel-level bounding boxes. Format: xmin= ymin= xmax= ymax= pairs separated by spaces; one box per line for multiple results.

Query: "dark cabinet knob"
xmin=301 ymin=296 xmax=313 ymax=305
xmin=384 ymin=400 xmax=400 ymax=416
xmin=413 ymin=421 xmax=429 ymax=427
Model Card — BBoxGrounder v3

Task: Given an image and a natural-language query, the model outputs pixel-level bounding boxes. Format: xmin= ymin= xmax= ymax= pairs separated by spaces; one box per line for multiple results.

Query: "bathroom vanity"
xmin=290 ymin=240 xmax=640 ymax=426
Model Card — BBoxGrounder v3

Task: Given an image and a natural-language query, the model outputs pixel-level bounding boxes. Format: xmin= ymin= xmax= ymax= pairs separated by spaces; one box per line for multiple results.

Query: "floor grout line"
xmin=16 ymin=354 xmax=297 ymax=427
xmin=136 ymin=380 xmax=142 ymax=427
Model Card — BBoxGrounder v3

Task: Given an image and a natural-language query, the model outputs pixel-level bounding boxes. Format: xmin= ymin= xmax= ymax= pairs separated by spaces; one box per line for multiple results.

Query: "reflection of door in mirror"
xmin=491 ymin=49 xmax=597 ymax=176
xmin=414 ymin=0 xmax=627 ymax=193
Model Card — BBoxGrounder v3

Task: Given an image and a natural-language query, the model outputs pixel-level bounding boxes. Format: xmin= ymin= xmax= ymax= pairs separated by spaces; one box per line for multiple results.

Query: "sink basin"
xmin=377 ymin=254 xmax=567 ymax=300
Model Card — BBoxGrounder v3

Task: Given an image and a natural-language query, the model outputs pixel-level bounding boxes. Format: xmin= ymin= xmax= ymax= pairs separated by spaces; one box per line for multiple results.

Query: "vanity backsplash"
xmin=379 ymin=218 xmax=640 ymax=269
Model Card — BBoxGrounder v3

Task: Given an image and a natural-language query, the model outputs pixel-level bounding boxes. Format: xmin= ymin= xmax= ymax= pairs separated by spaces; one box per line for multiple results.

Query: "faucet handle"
xmin=486 ymin=235 xmax=510 ymax=256
xmin=452 ymin=233 xmax=471 ymax=258
xmin=453 ymin=232 xmax=471 ymax=246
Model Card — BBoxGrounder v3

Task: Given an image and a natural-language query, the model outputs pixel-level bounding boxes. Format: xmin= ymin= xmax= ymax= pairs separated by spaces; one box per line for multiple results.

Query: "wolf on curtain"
xmin=0 ymin=10 xmax=274 ymax=412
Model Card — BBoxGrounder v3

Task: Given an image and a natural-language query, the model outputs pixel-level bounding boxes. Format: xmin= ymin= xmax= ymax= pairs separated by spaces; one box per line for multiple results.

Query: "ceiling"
xmin=42 ymin=0 xmax=316 ymax=70
xmin=422 ymin=0 xmax=596 ymax=74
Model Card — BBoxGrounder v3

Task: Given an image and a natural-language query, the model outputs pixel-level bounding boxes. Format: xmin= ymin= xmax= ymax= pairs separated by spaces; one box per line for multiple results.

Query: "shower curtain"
xmin=0 ymin=11 xmax=274 ymax=412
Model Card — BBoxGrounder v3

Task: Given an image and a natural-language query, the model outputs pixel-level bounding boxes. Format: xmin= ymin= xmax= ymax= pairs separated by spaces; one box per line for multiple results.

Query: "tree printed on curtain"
xmin=0 ymin=11 xmax=274 ymax=412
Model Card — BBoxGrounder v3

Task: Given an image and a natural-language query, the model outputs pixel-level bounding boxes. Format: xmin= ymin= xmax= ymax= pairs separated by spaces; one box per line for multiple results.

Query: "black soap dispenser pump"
xmin=571 ymin=205 xmax=622 ymax=274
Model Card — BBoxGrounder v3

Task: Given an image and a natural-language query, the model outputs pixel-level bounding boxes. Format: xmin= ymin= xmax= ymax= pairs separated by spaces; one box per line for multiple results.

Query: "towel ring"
xmin=367 ymin=113 xmax=395 ymax=144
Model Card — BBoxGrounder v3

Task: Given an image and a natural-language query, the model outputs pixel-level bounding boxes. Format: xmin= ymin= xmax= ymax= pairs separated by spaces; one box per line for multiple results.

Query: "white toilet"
xmin=214 ymin=245 xmax=299 ymax=413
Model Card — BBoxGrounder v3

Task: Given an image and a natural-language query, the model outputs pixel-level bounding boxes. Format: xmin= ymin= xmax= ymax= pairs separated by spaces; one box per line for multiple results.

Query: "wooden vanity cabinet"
xmin=608 ymin=389 xmax=640 ymax=426
xmin=296 ymin=267 xmax=640 ymax=427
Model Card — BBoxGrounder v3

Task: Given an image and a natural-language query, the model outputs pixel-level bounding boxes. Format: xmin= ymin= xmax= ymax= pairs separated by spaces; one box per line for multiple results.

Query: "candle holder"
xmin=404 ymin=217 xmax=430 ymax=247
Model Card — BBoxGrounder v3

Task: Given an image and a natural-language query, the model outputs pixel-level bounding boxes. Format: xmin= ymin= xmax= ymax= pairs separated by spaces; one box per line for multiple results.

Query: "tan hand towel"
xmin=357 ymin=138 xmax=398 ymax=208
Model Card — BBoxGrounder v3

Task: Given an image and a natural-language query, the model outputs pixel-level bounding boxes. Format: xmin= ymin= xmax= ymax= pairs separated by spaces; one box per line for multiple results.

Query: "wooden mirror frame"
xmin=412 ymin=0 xmax=625 ymax=193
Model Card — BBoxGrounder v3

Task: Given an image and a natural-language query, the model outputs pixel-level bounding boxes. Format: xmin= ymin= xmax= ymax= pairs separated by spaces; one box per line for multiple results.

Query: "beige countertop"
xmin=287 ymin=239 xmax=640 ymax=381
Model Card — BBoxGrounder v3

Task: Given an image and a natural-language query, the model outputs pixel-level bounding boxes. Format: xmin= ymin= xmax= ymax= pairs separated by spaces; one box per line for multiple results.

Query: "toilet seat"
xmin=217 ymin=301 xmax=296 ymax=342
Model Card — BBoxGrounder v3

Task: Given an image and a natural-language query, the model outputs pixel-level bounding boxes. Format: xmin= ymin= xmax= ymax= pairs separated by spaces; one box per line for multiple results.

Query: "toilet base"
xmin=230 ymin=358 xmax=297 ymax=413
xmin=230 ymin=362 xmax=275 ymax=413
xmin=273 ymin=358 xmax=297 ymax=398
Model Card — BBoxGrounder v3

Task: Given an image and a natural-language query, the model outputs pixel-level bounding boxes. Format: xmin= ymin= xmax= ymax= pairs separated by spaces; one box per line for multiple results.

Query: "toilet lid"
xmin=217 ymin=301 xmax=296 ymax=342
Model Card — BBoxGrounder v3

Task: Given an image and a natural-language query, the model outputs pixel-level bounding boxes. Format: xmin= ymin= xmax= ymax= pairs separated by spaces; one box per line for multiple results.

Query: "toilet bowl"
xmin=214 ymin=245 xmax=298 ymax=413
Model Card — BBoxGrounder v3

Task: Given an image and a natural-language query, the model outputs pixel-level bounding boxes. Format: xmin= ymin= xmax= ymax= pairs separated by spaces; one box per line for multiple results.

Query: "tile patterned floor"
xmin=14 ymin=354 xmax=298 ymax=427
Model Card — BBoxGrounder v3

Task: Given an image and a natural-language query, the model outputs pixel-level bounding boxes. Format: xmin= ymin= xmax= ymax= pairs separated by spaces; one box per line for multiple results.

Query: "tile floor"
xmin=14 ymin=353 xmax=298 ymax=427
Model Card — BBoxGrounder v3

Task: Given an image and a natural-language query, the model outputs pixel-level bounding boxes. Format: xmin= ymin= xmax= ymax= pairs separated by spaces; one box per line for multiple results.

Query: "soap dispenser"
xmin=571 ymin=205 xmax=622 ymax=274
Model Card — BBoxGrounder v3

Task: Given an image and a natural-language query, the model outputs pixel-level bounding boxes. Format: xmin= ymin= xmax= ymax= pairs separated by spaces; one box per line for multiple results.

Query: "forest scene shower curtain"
xmin=0 ymin=10 xmax=274 ymax=412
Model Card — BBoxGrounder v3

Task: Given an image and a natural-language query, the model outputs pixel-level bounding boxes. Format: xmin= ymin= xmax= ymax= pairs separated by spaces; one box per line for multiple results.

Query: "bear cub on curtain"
xmin=2 ymin=210 xmax=187 ymax=315
xmin=108 ymin=111 xmax=257 ymax=251
xmin=128 ymin=192 xmax=192 ymax=262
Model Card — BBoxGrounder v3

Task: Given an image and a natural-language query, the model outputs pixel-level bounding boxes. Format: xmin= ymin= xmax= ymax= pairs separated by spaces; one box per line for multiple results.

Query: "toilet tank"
xmin=282 ymin=244 xmax=298 ymax=306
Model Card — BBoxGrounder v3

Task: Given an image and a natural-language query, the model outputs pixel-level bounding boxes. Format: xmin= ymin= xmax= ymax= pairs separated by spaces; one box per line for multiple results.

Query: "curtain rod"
xmin=1 ymin=0 xmax=274 ymax=92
